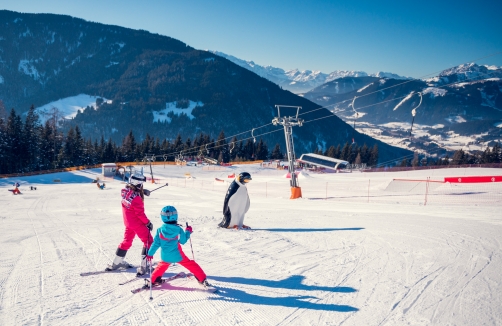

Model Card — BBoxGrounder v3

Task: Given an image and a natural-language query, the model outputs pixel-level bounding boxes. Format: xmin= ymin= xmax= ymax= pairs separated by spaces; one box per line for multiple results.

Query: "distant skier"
xmin=146 ymin=205 xmax=213 ymax=288
xmin=218 ymin=172 xmax=251 ymax=229
xmin=107 ymin=173 xmax=153 ymax=276
xmin=11 ymin=182 xmax=21 ymax=195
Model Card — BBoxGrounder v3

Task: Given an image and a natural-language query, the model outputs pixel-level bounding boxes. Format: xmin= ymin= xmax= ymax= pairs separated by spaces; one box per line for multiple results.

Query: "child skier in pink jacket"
xmin=107 ymin=173 xmax=153 ymax=276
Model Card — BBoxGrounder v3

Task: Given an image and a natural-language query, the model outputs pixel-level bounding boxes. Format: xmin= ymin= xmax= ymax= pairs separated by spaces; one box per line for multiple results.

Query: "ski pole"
xmin=147 ymin=237 xmax=153 ymax=300
xmin=186 ymin=222 xmax=195 ymax=260
xmin=143 ymin=183 xmax=169 ymax=196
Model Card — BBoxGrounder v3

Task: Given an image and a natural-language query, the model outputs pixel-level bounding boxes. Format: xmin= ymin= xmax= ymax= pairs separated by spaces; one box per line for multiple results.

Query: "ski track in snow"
xmin=0 ymin=165 xmax=501 ymax=325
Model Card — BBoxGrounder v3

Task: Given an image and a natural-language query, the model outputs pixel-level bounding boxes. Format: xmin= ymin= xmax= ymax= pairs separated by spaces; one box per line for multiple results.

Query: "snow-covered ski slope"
xmin=0 ymin=164 xmax=501 ymax=325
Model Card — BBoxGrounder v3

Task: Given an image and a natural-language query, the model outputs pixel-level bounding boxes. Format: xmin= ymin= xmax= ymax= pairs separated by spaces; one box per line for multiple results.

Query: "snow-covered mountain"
xmin=425 ymin=63 xmax=502 ymax=86
xmin=0 ymin=10 xmax=411 ymax=163
xmin=303 ymin=63 xmax=502 ymax=157
xmin=208 ymin=50 xmax=411 ymax=94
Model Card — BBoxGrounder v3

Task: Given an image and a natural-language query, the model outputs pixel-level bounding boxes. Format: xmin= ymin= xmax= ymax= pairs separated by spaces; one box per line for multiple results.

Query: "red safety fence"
xmin=444 ymin=176 xmax=502 ymax=183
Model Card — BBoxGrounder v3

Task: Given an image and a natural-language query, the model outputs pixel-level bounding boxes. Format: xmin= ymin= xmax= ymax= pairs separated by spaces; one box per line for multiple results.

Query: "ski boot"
xmin=105 ymin=248 xmax=132 ymax=271
xmin=136 ymin=247 xmax=148 ymax=276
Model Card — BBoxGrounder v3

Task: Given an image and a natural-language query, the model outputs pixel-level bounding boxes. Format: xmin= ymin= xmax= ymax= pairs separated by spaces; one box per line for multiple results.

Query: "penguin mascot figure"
xmin=218 ymin=172 xmax=251 ymax=229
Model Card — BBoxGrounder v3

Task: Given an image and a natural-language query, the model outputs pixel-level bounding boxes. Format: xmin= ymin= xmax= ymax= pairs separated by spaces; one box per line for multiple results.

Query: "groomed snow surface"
xmin=1 ymin=165 xmax=501 ymax=325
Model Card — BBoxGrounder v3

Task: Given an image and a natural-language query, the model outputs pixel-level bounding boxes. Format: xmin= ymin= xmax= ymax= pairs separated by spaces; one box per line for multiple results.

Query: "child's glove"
xmin=146 ymin=221 xmax=153 ymax=231
xmin=186 ymin=225 xmax=193 ymax=233
xmin=146 ymin=255 xmax=153 ymax=261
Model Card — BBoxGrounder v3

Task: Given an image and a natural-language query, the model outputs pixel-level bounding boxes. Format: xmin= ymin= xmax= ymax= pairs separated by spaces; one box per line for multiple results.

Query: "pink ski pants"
xmin=151 ymin=244 xmax=206 ymax=282
xmin=118 ymin=225 xmax=153 ymax=251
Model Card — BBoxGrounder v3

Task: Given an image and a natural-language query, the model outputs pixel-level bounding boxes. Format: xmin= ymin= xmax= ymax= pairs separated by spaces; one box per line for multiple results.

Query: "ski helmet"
xmin=238 ymin=172 xmax=252 ymax=183
xmin=129 ymin=173 xmax=146 ymax=188
xmin=160 ymin=205 xmax=178 ymax=223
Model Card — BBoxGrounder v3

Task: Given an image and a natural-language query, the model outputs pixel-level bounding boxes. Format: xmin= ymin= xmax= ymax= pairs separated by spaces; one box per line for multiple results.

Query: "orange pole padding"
xmin=290 ymin=187 xmax=302 ymax=199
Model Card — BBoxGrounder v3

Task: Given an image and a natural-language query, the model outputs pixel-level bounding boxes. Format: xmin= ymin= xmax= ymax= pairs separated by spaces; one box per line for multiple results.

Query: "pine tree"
xmin=256 ymin=138 xmax=269 ymax=160
xmin=236 ymin=140 xmax=244 ymax=161
xmin=122 ymin=130 xmax=137 ymax=161
xmin=73 ymin=125 xmax=84 ymax=166
xmin=98 ymin=136 xmax=106 ymax=163
xmin=0 ymin=118 xmax=7 ymax=173
xmin=334 ymin=144 xmax=341 ymax=159
xmin=360 ymin=143 xmax=370 ymax=164
xmin=104 ymin=138 xmax=115 ymax=162
xmin=23 ymin=105 xmax=41 ymax=171
xmin=491 ymin=143 xmax=501 ymax=163
xmin=340 ymin=142 xmax=350 ymax=161
xmin=369 ymin=144 xmax=379 ymax=166
xmin=244 ymin=139 xmax=255 ymax=161
xmin=326 ymin=145 xmax=336 ymax=158
xmin=355 ymin=153 xmax=362 ymax=165
xmin=216 ymin=130 xmax=229 ymax=163
xmin=173 ymin=133 xmax=183 ymax=153
xmin=271 ymin=143 xmax=283 ymax=159
xmin=6 ymin=109 xmax=23 ymax=173
xmin=348 ymin=144 xmax=358 ymax=163
xmin=451 ymin=149 xmax=465 ymax=165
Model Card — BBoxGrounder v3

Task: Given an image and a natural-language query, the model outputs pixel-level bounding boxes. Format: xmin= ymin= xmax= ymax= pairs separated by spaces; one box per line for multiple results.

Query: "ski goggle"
xmin=243 ymin=178 xmax=251 ymax=183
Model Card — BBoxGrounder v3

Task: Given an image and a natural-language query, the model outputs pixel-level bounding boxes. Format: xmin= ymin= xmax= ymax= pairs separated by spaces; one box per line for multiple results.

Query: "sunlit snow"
xmin=153 ymin=101 xmax=203 ymax=123
xmin=35 ymin=94 xmax=110 ymax=124
xmin=423 ymin=87 xmax=447 ymax=97
xmin=0 ymin=164 xmax=500 ymax=325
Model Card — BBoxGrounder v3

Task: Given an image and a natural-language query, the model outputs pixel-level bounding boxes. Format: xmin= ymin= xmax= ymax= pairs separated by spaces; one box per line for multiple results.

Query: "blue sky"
xmin=2 ymin=0 xmax=501 ymax=78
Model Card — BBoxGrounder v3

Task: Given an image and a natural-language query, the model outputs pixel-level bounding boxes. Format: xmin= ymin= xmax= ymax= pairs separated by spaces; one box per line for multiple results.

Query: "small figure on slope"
xmin=11 ymin=182 xmax=21 ymax=195
xmin=147 ymin=205 xmax=213 ymax=289
xmin=218 ymin=172 xmax=251 ymax=229
xmin=107 ymin=173 xmax=154 ymax=276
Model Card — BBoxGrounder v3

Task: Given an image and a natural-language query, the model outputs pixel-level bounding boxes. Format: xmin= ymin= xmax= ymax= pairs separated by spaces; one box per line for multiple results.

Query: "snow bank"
xmin=34 ymin=94 xmax=110 ymax=124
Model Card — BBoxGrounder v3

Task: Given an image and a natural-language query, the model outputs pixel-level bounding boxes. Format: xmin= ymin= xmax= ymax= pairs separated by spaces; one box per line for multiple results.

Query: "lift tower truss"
xmin=272 ymin=105 xmax=303 ymax=199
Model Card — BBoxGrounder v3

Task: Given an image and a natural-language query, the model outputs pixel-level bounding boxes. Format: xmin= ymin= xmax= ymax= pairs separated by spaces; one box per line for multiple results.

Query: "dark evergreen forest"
xmin=1 ymin=106 xmax=499 ymax=175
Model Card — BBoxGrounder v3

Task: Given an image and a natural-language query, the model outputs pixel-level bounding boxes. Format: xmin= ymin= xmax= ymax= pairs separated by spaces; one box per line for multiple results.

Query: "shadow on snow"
xmin=252 ymin=227 xmax=364 ymax=232
xmin=208 ymin=274 xmax=359 ymax=312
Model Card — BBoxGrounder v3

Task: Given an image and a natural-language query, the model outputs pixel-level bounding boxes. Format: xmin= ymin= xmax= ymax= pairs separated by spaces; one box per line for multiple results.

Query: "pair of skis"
xmin=80 ymin=264 xmax=135 ymax=277
xmin=131 ymin=272 xmax=218 ymax=294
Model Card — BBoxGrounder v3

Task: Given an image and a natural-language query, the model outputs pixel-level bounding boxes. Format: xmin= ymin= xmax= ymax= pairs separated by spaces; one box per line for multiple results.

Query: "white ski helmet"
xmin=129 ymin=173 xmax=146 ymax=188
xmin=160 ymin=206 xmax=178 ymax=223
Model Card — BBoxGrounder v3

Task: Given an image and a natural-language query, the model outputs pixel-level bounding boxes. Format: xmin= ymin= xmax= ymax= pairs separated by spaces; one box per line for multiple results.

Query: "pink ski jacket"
xmin=121 ymin=188 xmax=150 ymax=228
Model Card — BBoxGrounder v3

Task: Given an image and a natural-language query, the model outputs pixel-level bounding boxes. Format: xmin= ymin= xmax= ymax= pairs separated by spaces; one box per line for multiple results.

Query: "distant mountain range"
xmin=303 ymin=63 xmax=502 ymax=156
xmin=209 ymin=51 xmax=411 ymax=94
xmin=209 ymin=52 xmax=502 ymax=157
xmin=0 ymin=10 xmax=411 ymax=164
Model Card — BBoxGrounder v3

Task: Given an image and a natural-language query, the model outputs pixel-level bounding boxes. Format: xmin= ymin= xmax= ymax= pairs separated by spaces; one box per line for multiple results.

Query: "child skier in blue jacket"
xmin=147 ymin=205 xmax=211 ymax=287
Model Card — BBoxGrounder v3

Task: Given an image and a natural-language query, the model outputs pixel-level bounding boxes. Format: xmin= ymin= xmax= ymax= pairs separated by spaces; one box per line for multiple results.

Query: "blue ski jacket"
xmin=147 ymin=223 xmax=191 ymax=263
